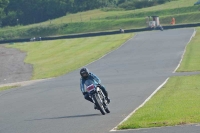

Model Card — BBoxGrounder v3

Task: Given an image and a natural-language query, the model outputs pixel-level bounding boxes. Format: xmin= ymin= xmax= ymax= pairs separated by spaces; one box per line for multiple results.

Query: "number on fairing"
xmin=86 ymin=84 xmax=95 ymax=92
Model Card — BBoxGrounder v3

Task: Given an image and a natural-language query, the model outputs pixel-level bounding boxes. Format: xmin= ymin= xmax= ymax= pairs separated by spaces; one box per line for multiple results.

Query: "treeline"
xmin=0 ymin=0 xmax=174 ymax=27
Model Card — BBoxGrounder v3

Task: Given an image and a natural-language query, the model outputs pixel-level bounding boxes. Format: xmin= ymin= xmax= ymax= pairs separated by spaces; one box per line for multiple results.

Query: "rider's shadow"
xmin=26 ymin=114 xmax=101 ymax=121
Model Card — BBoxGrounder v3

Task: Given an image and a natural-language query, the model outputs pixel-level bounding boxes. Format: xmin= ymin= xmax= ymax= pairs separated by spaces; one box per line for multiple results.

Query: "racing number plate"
xmin=86 ymin=84 xmax=95 ymax=92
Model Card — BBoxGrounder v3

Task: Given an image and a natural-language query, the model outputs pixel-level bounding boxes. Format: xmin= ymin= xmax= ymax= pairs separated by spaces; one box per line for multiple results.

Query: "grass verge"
xmin=0 ymin=85 xmax=20 ymax=92
xmin=177 ymin=27 xmax=200 ymax=72
xmin=118 ymin=75 xmax=200 ymax=129
xmin=7 ymin=33 xmax=133 ymax=79
xmin=117 ymin=28 xmax=200 ymax=129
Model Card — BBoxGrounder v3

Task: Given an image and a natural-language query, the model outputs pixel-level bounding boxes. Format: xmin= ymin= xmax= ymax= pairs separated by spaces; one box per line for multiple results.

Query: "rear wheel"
xmin=93 ymin=93 xmax=106 ymax=115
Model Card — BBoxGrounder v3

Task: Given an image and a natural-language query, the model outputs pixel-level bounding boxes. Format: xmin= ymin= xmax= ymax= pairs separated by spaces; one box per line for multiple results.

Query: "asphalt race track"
xmin=0 ymin=28 xmax=199 ymax=133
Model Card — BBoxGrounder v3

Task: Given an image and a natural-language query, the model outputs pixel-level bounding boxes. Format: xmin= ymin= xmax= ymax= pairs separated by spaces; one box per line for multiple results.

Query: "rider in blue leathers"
xmin=80 ymin=68 xmax=110 ymax=106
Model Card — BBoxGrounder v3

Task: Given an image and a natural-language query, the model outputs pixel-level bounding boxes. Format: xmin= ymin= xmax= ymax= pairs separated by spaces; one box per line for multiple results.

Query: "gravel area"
xmin=0 ymin=45 xmax=33 ymax=85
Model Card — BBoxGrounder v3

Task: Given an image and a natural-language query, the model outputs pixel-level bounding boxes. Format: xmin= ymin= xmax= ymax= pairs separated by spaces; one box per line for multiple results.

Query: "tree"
xmin=0 ymin=0 xmax=9 ymax=26
xmin=0 ymin=0 xmax=9 ymax=8
xmin=4 ymin=0 xmax=74 ymax=25
xmin=1 ymin=0 xmax=172 ymax=26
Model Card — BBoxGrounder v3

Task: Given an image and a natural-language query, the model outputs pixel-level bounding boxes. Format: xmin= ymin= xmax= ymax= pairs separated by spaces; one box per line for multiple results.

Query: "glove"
xmin=97 ymin=84 xmax=101 ymax=87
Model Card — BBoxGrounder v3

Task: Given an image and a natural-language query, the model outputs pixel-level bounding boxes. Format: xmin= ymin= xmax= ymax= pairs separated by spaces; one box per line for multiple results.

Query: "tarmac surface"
xmin=0 ymin=28 xmax=199 ymax=133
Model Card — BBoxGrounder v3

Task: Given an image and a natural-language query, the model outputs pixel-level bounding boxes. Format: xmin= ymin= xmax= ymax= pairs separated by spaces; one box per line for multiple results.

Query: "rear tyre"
xmin=93 ymin=93 xmax=106 ymax=115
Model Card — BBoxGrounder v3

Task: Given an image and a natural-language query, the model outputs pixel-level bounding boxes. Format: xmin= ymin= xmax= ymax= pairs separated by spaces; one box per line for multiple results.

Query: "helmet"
xmin=80 ymin=67 xmax=89 ymax=79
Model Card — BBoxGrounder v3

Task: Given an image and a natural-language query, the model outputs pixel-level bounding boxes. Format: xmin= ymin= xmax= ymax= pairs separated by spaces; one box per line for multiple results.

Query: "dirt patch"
xmin=0 ymin=45 xmax=33 ymax=85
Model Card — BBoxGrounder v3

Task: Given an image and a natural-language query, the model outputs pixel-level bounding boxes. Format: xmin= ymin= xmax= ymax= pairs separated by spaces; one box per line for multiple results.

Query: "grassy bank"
xmin=1 ymin=11 xmax=200 ymax=40
xmin=105 ymin=5 xmax=200 ymax=19
xmin=117 ymin=28 xmax=200 ymax=129
xmin=0 ymin=0 xmax=199 ymax=40
xmin=118 ymin=75 xmax=200 ymax=129
xmin=0 ymin=85 xmax=19 ymax=92
xmin=7 ymin=33 xmax=133 ymax=79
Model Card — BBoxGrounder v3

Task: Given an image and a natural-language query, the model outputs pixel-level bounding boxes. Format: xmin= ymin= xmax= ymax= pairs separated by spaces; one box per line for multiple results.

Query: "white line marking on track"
xmin=173 ymin=28 xmax=196 ymax=73
xmin=110 ymin=78 xmax=169 ymax=132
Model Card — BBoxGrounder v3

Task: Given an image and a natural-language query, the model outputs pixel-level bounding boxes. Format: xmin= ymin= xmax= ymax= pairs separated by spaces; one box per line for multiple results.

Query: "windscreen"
xmin=84 ymin=79 xmax=95 ymax=87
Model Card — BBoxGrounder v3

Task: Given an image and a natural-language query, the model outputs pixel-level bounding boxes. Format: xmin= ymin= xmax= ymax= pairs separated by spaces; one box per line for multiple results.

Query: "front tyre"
xmin=93 ymin=93 xmax=106 ymax=115
xmin=105 ymin=106 xmax=110 ymax=113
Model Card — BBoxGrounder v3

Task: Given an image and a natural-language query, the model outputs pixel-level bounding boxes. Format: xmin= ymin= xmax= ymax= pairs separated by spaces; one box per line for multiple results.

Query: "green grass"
xmin=117 ymin=28 xmax=200 ymax=130
xmin=177 ymin=27 xmax=200 ymax=72
xmin=0 ymin=85 xmax=20 ymax=92
xmin=7 ymin=33 xmax=133 ymax=79
xmin=37 ymin=0 xmax=198 ymax=24
xmin=105 ymin=6 xmax=200 ymax=19
xmin=1 ymin=11 xmax=200 ymax=40
xmin=118 ymin=75 xmax=200 ymax=129
xmin=0 ymin=0 xmax=199 ymax=40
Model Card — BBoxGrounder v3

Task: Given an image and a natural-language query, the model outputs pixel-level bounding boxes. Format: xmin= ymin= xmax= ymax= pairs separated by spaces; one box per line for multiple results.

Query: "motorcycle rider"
xmin=80 ymin=67 xmax=110 ymax=109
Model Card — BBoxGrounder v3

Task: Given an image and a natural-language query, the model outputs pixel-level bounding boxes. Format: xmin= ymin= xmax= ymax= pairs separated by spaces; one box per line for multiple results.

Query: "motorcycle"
xmin=86 ymin=81 xmax=110 ymax=115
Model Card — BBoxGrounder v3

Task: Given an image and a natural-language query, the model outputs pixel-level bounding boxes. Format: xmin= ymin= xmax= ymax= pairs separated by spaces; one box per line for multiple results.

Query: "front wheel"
xmin=93 ymin=93 xmax=106 ymax=115
xmin=105 ymin=106 xmax=110 ymax=113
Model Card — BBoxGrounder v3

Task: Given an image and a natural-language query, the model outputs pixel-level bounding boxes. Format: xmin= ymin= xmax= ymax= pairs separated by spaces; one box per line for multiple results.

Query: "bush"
xmin=118 ymin=0 xmax=177 ymax=10
xmin=101 ymin=7 xmax=124 ymax=12
xmin=118 ymin=1 xmax=136 ymax=10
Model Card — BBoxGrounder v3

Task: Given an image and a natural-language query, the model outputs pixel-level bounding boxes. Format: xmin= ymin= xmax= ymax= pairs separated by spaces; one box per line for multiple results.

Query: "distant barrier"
xmin=1 ymin=23 xmax=200 ymax=44
xmin=163 ymin=23 xmax=200 ymax=29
